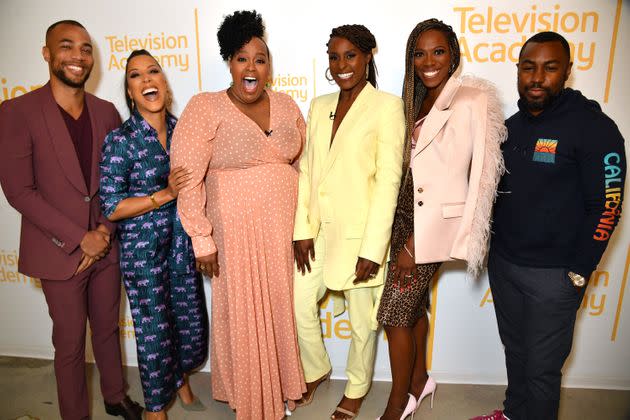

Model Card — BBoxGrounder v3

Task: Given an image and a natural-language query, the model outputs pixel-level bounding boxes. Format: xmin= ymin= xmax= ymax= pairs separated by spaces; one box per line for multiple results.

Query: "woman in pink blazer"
xmin=376 ymin=19 xmax=506 ymax=420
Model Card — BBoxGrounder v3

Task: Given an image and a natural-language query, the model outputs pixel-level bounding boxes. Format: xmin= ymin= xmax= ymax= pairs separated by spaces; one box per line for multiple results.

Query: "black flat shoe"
xmin=104 ymin=395 xmax=144 ymax=420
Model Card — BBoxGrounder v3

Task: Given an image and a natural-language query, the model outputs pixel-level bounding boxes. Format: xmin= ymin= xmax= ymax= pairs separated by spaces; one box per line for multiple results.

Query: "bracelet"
xmin=403 ymin=243 xmax=414 ymax=258
xmin=149 ymin=193 xmax=160 ymax=209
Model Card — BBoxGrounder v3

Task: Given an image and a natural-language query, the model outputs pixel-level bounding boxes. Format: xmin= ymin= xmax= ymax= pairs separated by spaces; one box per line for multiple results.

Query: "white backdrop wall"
xmin=0 ymin=0 xmax=628 ymax=389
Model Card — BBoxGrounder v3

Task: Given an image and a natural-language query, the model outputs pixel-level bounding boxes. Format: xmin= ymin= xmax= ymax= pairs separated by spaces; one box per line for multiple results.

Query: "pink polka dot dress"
xmin=171 ymin=89 xmax=306 ymax=419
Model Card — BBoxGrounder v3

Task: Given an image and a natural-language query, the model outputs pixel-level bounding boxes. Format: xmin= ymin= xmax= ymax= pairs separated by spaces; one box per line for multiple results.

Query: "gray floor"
xmin=1 ymin=357 xmax=629 ymax=419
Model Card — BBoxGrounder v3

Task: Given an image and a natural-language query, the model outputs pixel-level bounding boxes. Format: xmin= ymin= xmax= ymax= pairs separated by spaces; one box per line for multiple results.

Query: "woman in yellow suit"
xmin=293 ymin=25 xmax=405 ymax=420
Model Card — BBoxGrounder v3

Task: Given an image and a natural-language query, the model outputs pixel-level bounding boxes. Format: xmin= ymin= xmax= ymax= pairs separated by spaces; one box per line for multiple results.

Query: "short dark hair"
xmin=124 ymin=49 xmax=164 ymax=113
xmin=45 ymin=20 xmax=86 ymax=43
xmin=519 ymin=31 xmax=571 ymax=62
xmin=217 ymin=10 xmax=266 ymax=61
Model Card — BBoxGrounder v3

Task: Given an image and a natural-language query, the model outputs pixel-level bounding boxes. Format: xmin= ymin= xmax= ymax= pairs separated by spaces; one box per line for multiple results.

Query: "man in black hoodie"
xmin=472 ymin=32 xmax=626 ymax=420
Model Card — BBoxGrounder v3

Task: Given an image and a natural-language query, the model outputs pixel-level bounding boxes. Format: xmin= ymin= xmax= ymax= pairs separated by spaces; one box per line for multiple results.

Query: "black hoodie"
xmin=491 ymin=88 xmax=626 ymax=278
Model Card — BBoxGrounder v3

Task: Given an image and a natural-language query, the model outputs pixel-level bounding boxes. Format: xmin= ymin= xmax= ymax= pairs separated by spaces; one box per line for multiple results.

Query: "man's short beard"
xmin=53 ymin=67 xmax=90 ymax=88
xmin=525 ymin=98 xmax=547 ymax=113
xmin=520 ymin=89 xmax=560 ymax=113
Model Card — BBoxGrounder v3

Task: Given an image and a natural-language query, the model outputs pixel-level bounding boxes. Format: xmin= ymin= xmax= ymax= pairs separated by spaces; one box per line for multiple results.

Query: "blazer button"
xmin=84 ymin=196 xmax=91 ymax=202
xmin=417 ymin=201 xmax=424 ymax=206
xmin=417 ymin=187 xmax=424 ymax=193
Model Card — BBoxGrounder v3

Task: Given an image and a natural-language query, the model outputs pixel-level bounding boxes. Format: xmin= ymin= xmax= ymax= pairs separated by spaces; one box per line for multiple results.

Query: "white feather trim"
xmin=460 ymin=75 xmax=507 ymax=278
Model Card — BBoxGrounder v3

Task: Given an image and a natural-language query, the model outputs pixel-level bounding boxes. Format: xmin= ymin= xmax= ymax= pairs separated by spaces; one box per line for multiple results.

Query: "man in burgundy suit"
xmin=0 ymin=20 xmax=142 ymax=420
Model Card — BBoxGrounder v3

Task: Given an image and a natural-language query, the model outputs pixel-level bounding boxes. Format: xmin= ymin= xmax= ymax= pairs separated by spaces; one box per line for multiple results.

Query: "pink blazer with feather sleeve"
xmin=411 ymin=76 xmax=506 ymax=276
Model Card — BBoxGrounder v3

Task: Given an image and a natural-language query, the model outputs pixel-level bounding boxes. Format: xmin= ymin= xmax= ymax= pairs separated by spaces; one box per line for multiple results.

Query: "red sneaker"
xmin=469 ymin=409 xmax=508 ymax=420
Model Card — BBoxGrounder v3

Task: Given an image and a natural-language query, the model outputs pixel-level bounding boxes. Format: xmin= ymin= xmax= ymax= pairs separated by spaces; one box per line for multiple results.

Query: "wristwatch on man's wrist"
xmin=568 ymin=271 xmax=586 ymax=287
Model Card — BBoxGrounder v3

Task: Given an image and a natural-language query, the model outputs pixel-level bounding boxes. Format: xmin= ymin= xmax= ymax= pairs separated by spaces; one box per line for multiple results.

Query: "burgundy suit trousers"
xmin=40 ymin=259 xmax=125 ymax=420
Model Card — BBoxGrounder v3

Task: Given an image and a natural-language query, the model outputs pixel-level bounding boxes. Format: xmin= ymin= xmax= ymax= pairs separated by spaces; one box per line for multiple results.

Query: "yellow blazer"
xmin=294 ymin=83 xmax=405 ymax=290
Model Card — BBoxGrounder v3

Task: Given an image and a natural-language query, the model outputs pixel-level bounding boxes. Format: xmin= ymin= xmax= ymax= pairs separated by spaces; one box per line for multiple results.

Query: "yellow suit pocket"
xmin=442 ymin=202 xmax=465 ymax=219
xmin=345 ymin=223 xmax=365 ymax=238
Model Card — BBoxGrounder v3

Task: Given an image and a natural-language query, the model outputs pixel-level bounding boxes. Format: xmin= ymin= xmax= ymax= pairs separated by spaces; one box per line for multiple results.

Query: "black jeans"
xmin=488 ymin=250 xmax=586 ymax=420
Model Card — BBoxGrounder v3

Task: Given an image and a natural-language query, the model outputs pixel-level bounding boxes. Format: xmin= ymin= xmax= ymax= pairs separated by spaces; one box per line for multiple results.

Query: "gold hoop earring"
xmin=165 ymin=87 xmax=173 ymax=111
xmin=325 ymin=67 xmax=335 ymax=83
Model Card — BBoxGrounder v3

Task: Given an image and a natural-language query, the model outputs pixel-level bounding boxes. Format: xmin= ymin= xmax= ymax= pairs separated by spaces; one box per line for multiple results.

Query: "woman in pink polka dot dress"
xmin=170 ymin=10 xmax=306 ymax=420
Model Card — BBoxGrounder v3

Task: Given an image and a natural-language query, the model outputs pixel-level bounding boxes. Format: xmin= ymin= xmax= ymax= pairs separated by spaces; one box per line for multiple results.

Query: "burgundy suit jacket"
xmin=0 ymin=83 xmax=121 ymax=280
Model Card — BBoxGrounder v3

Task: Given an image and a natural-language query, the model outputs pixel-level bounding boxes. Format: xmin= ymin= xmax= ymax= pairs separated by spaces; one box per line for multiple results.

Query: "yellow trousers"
xmin=294 ymin=232 xmax=379 ymax=399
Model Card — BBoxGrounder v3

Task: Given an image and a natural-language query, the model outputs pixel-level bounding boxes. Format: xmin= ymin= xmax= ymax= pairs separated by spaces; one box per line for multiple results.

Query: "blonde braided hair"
xmin=401 ymin=19 xmax=461 ymax=178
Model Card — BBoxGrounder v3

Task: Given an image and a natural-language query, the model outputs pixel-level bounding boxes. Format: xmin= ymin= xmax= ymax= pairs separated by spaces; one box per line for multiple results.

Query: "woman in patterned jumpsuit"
xmin=99 ymin=49 xmax=208 ymax=419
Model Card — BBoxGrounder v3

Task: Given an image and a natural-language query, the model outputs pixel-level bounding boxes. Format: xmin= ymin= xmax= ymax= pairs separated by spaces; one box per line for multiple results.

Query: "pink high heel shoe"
xmin=401 ymin=394 xmax=418 ymax=419
xmin=413 ymin=376 xmax=437 ymax=416
xmin=376 ymin=393 xmax=416 ymax=420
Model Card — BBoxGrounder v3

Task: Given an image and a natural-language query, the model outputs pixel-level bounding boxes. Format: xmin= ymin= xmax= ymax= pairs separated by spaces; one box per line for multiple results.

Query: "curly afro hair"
xmin=217 ymin=10 xmax=266 ymax=61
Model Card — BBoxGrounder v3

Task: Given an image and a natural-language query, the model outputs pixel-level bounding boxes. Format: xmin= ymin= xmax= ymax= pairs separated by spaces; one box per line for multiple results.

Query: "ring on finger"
xmin=404 ymin=274 xmax=413 ymax=278
xmin=369 ymin=273 xmax=377 ymax=278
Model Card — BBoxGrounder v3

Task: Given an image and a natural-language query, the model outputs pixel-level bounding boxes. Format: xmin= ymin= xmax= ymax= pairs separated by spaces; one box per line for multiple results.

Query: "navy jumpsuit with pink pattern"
xmin=100 ymin=111 xmax=208 ymax=412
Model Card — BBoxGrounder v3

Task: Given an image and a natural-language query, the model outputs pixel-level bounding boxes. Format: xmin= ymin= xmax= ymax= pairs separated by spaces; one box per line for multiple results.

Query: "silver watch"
xmin=568 ymin=271 xmax=586 ymax=287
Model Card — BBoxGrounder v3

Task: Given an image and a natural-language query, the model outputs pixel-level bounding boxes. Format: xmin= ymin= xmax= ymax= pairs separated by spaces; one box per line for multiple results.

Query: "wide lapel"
xmin=320 ymin=83 xmax=373 ymax=181
xmin=313 ymin=92 xmax=338 ymax=175
xmin=412 ymin=77 xmax=461 ymax=159
xmin=87 ymin=93 xmax=105 ymax=195
xmin=41 ymin=83 xmax=88 ymax=195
